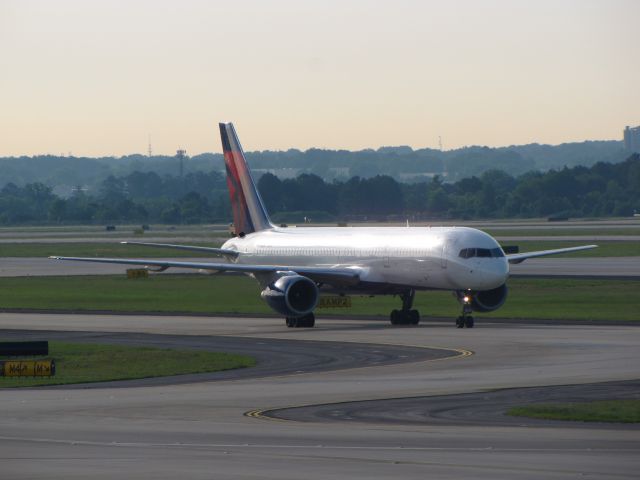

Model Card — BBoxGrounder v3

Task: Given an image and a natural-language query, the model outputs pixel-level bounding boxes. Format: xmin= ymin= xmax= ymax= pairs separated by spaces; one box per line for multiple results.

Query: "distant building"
xmin=623 ymin=125 xmax=640 ymax=152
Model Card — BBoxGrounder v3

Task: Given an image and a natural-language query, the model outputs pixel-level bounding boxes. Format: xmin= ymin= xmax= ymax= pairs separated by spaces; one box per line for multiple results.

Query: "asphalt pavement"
xmin=0 ymin=314 xmax=638 ymax=479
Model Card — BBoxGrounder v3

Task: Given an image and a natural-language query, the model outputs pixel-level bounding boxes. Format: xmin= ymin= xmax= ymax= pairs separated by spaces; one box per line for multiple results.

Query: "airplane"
xmin=51 ymin=123 xmax=597 ymax=329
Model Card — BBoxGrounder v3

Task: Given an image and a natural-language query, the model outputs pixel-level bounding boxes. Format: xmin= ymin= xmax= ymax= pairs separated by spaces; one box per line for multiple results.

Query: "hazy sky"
xmin=1 ymin=0 xmax=639 ymax=156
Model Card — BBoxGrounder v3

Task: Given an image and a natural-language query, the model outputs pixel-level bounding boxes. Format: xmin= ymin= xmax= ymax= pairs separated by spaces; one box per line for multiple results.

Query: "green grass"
xmin=501 ymin=241 xmax=640 ymax=257
xmin=0 ymin=225 xmax=229 ymax=234
xmin=478 ymin=278 xmax=639 ymax=321
xmin=507 ymin=400 xmax=640 ymax=423
xmin=0 ymin=242 xmax=221 ymax=258
xmin=0 ymin=341 xmax=256 ymax=388
xmin=0 ymin=275 xmax=637 ymax=321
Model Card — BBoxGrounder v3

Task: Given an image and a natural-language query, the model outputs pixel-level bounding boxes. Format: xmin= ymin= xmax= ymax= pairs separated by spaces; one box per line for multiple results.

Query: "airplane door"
xmin=440 ymin=242 xmax=447 ymax=269
xmin=441 ymin=235 xmax=456 ymax=269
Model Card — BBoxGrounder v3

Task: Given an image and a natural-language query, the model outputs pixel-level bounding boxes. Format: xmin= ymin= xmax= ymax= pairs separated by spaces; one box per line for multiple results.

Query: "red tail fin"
xmin=219 ymin=123 xmax=272 ymax=235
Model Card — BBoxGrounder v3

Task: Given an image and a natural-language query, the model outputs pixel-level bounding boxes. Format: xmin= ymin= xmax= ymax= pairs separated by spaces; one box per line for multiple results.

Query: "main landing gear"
xmin=390 ymin=289 xmax=420 ymax=326
xmin=285 ymin=313 xmax=315 ymax=328
xmin=456 ymin=296 xmax=474 ymax=328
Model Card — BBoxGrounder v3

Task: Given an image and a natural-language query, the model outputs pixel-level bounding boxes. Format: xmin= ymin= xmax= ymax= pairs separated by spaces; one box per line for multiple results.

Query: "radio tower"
xmin=439 ymin=136 xmax=448 ymax=179
xmin=176 ymin=148 xmax=187 ymax=177
xmin=147 ymin=134 xmax=153 ymax=157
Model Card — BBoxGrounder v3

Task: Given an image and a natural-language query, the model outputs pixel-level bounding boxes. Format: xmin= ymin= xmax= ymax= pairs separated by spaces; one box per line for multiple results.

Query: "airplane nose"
xmin=478 ymin=260 xmax=509 ymax=289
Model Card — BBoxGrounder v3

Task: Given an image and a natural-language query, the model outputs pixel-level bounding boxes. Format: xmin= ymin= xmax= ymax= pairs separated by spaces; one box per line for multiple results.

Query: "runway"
xmin=0 ymin=313 xmax=639 ymax=479
xmin=3 ymin=256 xmax=640 ymax=278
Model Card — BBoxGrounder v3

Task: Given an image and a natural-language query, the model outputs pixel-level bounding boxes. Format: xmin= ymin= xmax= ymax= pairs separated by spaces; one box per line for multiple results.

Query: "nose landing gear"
xmin=456 ymin=295 xmax=474 ymax=328
xmin=389 ymin=289 xmax=420 ymax=326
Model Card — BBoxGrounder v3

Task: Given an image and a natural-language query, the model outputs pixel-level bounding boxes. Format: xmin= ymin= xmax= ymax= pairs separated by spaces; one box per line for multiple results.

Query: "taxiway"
xmin=0 ymin=314 xmax=638 ymax=479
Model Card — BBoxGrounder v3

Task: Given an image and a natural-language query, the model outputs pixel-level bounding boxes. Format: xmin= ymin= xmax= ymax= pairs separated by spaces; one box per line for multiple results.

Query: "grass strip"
xmin=0 ymin=341 xmax=255 ymax=388
xmin=0 ymin=275 xmax=637 ymax=322
xmin=0 ymin=225 xmax=229 ymax=234
xmin=507 ymin=400 xmax=640 ymax=423
xmin=500 ymin=241 xmax=640 ymax=258
xmin=486 ymin=228 xmax=640 ymax=237
xmin=0 ymin=242 xmax=222 ymax=258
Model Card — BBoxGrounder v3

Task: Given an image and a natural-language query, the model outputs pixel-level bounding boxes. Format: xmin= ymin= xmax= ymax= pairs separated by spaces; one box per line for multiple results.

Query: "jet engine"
xmin=455 ymin=284 xmax=508 ymax=313
xmin=261 ymin=274 xmax=319 ymax=317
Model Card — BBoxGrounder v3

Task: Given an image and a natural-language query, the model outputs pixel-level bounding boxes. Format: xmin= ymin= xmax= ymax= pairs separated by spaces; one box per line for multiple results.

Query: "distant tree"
xmin=161 ymin=205 xmax=182 ymax=224
xmin=402 ymin=182 xmax=428 ymax=213
xmin=100 ymin=175 xmax=128 ymax=203
xmin=179 ymin=192 xmax=210 ymax=224
xmin=360 ymin=176 xmax=403 ymax=215
xmin=24 ymin=183 xmax=54 ymax=210
xmin=125 ymin=171 xmax=163 ymax=199
xmin=48 ymin=198 xmax=67 ymax=223
xmin=257 ymin=172 xmax=284 ymax=212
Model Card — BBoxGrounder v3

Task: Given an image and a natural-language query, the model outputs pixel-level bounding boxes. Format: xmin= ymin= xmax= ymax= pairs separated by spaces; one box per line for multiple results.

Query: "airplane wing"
xmin=48 ymin=256 xmax=362 ymax=286
xmin=506 ymin=245 xmax=597 ymax=264
xmin=120 ymin=241 xmax=239 ymax=258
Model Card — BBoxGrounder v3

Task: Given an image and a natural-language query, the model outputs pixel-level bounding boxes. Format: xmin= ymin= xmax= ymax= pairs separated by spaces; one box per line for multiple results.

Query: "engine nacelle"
xmin=456 ymin=284 xmax=508 ymax=313
xmin=261 ymin=275 xmax=319 ymax=317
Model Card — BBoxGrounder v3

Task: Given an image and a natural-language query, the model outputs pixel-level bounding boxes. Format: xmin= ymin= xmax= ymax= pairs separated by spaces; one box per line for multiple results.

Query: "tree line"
xmin=259 ymin=153 xmax=640 ymax=221
xmin=0 ymin=154 xmax=638 ymax=225
xmin=0 ymin=171 xmax=229 ymax=225
xmin=0 ymin=140 xmax=626 ymax=190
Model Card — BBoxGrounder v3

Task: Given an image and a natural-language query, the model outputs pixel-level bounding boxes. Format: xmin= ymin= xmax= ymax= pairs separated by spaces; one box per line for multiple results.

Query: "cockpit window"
xmin=459 ymin=248 xmax=474 ymax=259
xmin=459 ymin=247 xmax=504 ymax=259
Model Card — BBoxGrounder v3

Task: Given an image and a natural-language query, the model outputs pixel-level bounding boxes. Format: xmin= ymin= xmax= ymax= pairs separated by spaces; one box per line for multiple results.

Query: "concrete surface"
xmin=0 ymin=313 xmax=638 ymax=479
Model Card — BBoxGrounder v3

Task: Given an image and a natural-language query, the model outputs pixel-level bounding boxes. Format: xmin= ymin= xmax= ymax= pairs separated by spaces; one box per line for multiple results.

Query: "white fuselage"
xmin=222 ymin=226 xmax=509 ymax=292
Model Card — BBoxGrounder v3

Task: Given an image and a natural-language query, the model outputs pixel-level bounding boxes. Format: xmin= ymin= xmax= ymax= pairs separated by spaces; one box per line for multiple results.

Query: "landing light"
xmin=463 ymin=296 xmax=471 ymax=303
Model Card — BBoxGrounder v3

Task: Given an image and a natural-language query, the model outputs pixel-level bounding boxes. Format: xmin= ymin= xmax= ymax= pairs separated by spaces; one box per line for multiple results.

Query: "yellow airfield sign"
xmin=1 ymin=359 xmax=56 ymax=377
xmin=317 ymin=296 xmax=352 ymax=308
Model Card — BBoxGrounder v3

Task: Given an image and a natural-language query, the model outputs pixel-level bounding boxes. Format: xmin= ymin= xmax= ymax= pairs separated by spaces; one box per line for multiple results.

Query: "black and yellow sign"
xmin=1 ymin=359 xmax=56 ymax=377
xmin=317 ymin=296 xmax=352 ymax=309
xmin=127 ymin=269 xmax=149 ymax=279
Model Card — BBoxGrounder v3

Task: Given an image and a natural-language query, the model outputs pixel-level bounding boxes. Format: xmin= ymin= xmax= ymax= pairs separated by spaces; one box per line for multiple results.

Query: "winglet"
xmin=219 ymin=123 xmax=272 ymax=236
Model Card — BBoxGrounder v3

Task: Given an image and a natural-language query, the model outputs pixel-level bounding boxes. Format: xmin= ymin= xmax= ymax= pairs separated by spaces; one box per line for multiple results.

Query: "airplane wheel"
xmin=455 ymin=316 xmax=465 ymax=328
xmin=286 ymin=317 xmax=298 ymax=328
xmin=464 ymin=316 xmax=474 ymax=328
xmin=287 ymin=314 xmax=315 ymax=328
xmin=301 ymin=313 xmax=315 ymax=328
xmin=409 ymin=310 xmax=420 ymax=325
xmin=390 ymin=310 xmax=400 ymax=325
